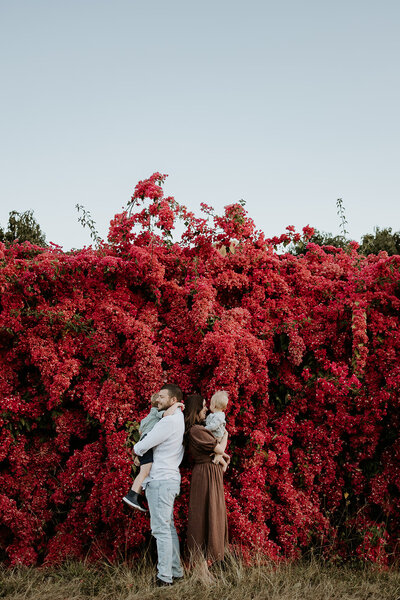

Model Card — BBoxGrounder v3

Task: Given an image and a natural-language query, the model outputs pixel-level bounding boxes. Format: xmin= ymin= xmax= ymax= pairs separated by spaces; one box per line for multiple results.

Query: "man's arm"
xmin=133 ymin=417 xmax=175 ymax=456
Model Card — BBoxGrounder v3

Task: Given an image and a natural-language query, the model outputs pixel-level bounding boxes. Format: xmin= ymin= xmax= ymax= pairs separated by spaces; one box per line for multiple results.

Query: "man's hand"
xmin=163 ymin=402 xmax=185 ymax=417
xmin=133 ymin=456 xmax=140 ymax=467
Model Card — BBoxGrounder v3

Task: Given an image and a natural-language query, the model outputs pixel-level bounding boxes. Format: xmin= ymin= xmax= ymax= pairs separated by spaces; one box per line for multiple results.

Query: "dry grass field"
xmin=1 ymin=553 xmax=399 ymax=600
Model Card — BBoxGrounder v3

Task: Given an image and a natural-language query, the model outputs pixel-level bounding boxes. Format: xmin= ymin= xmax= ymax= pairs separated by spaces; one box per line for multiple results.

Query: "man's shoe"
xmin=122 ymin=490 xmax=147 ymax=512
xmin=156 ymin=578 xmax=172 ymax=587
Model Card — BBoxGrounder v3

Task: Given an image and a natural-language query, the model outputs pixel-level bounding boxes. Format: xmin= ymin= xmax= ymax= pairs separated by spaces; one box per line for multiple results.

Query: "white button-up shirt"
xmin=133 ymin=409 xmax=184 ymax=487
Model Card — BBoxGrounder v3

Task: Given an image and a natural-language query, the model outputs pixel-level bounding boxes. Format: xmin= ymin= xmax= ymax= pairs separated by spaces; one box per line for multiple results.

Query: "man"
xmin=129 ymin=383 xmax=185 ymax=586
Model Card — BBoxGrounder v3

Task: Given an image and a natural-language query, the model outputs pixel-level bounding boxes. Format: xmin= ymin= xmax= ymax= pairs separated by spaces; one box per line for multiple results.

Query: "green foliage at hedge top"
xmin=291 ymin=227 xmax=400 ymax=256
xmin=0 ymin=173 xmax=399 ymax=566
xmin=0 ymin=210 xmax=46 ymax=247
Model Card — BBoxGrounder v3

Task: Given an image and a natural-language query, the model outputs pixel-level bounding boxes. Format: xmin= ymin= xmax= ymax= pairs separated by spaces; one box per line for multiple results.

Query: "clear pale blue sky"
xmin=1 ymin=0 xmax=399 ymax=249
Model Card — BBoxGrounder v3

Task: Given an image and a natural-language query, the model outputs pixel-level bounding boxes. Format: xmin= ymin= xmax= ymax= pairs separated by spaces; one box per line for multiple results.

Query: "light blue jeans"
xmin=145 ymin=479 xmax=183 ymax=583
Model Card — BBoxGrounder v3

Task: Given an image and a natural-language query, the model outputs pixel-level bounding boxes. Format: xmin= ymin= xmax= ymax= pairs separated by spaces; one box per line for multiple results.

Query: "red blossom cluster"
xmin=1 ymin=174 xmax=399 ymax=566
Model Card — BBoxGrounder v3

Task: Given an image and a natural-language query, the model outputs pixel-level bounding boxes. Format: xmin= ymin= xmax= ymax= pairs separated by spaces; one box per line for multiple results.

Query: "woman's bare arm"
xmin=213 ymin=430 xmax=228 ymax=455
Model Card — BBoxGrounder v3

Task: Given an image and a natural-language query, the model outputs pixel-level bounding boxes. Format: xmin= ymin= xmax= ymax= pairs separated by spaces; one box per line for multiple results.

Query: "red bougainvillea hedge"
xmin=1 ymin=173 xmax=399 ymax=566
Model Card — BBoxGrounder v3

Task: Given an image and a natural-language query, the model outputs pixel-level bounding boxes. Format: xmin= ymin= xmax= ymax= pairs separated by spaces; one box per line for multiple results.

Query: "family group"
xmin=122 ymin=384 xmax=230 ymax=586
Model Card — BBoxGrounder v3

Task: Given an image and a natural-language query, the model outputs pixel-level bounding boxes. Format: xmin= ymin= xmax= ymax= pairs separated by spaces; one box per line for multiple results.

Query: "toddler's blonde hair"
xmin=211 ymin=390 xmax=229 ymax=410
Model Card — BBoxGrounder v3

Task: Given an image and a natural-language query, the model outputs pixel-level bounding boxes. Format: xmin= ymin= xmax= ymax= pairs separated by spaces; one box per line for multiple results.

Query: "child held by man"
xmin=123 ymin=391 xmax=184 ymax=511
xmin=123 ymin=392 xmax=162 ymax=511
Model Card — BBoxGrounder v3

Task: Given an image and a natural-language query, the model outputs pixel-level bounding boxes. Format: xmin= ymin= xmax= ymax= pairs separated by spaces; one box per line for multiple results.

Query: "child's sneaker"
xmin=122 ymin=490 xmax=147 ymax=512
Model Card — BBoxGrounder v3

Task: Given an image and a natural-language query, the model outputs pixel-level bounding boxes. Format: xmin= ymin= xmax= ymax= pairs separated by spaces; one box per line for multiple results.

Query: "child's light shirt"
xmin=205 ymin=411 xmax=226 ymax=440
xmin=139 ymin=406 xmax=164 ymax=439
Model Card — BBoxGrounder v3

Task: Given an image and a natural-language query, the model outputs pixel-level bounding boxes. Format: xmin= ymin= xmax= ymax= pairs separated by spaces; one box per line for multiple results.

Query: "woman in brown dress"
xmin=184 ymin=394 xmax=230 ymax=571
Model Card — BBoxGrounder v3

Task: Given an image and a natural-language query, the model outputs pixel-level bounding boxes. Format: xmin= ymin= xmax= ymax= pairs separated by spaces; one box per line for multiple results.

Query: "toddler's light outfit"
xmin=140 ymin=406 xmax=164 ymax=438
xmin=205 ymin=411 xmax=226 ymax=441
xmin=138 ymin=407 xmax=164 ymax=465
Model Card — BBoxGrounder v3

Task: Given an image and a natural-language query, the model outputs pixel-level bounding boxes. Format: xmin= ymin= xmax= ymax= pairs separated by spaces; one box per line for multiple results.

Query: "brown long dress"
xmin=186 ymin=424 xmax=228 ymax=562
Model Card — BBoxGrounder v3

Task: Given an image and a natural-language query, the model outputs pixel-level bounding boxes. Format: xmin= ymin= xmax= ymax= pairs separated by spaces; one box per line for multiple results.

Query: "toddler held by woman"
xmin=204 ymin=390 xmax=229 ymax=471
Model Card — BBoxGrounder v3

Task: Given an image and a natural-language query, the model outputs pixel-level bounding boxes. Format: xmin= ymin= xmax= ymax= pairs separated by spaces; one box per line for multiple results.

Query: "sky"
xmin=1 ymin=0 xmax=399 ymax=250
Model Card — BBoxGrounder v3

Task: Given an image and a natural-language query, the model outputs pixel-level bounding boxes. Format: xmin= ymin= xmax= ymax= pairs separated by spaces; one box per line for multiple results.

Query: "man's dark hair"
xmin=161 ymin=383 xmax=183 ymax=403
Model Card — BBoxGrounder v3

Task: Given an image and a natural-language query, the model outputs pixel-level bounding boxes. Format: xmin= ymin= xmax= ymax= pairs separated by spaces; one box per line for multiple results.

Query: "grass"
xmin=0 ymin=553 xmax=399 ymax=600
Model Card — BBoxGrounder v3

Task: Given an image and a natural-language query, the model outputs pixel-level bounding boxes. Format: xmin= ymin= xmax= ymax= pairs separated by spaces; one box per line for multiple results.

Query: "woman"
xmin=185 ymin=394 xmax=229 ymax=572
